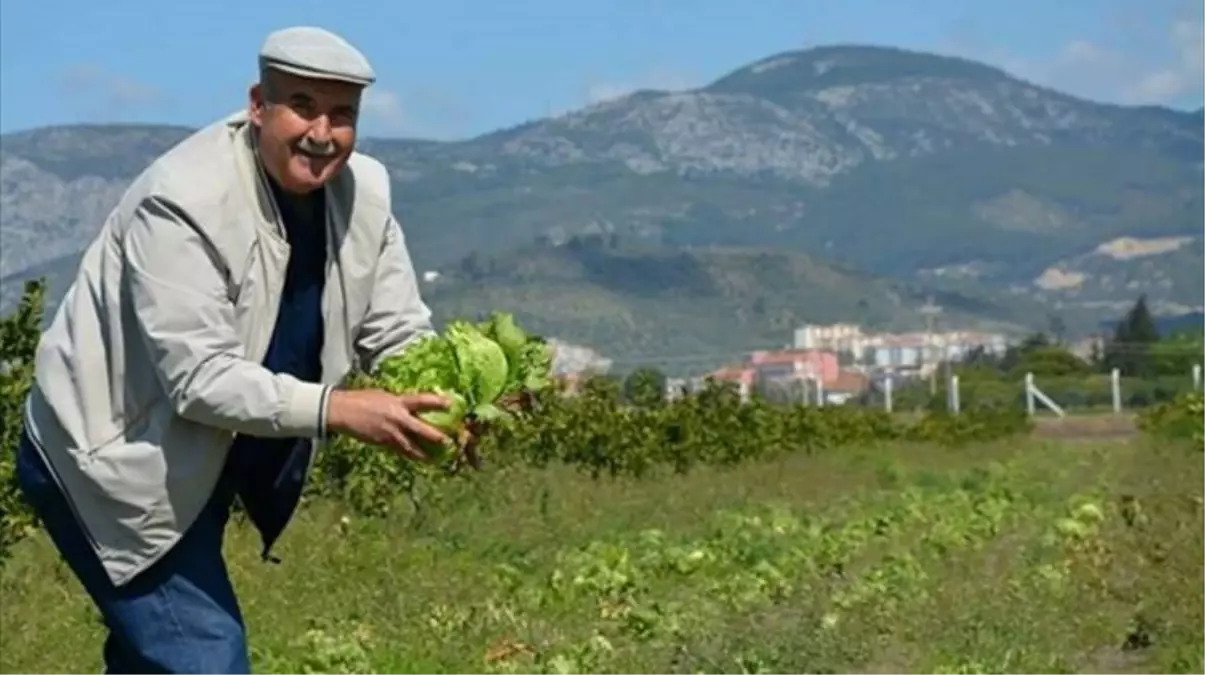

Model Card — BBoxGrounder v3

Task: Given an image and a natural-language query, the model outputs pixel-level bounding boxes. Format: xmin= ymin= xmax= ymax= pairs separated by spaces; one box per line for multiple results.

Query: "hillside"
xmin=0 ymin=124 xmax=195 ymax=278
xmin=421 ymin=236 xmax=1042 ymax=372
xmin=2 ymin=44 xmax=1201 ymax=339
xmin=0 ymin=250 xmax=82 ymax=314
xmin=1025 ymin=235 xmax=1205 ymax=316
xmin=0 ymin=235 xmax=1087 ymax=369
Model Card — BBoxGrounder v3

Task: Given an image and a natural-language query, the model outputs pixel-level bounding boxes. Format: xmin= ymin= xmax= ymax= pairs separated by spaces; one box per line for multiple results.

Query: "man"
xmin=15 ymin=26 xmax=453 ymax=673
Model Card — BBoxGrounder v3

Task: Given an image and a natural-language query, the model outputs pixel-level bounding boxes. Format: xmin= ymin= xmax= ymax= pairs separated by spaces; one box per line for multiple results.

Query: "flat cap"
xmin=258 ymin=26 xmax=376 ymax=87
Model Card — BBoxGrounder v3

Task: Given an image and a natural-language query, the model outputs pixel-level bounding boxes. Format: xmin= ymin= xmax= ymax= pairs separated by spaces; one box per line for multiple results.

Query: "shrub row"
xmin=1137 ymin=392 xmax=1204 ymax=448
xmin=0 ymin=282 xmax=43 ymax=569
xmin=312 ymin=375 xmax=1034 ymax=517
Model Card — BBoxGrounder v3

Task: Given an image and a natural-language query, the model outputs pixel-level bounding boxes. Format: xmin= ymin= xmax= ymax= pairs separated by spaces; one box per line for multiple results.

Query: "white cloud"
xmin=360 ymin=87 xmax=407 ymax=131
xmin=1060 ymin=40 xmax=1109 ymax=66
xmin=1120 ymin=18 xmax=1204 ymax=103
xmin=354 ymin=85 xmax=477 ymax=139
xmin=940 ymin=14 xmax=1204 ymax=108
xmin=57 ymin=64 xmax=168 ymax=115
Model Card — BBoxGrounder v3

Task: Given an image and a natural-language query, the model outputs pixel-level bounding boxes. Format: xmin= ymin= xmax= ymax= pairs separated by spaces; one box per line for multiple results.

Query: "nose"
xmin=307 ymin=115 xmax=332 ymax=143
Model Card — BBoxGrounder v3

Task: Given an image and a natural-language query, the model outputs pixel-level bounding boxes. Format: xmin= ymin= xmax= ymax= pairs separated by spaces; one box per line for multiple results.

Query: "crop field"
xmin=2 ymin=425 xmax=1201 ymax=674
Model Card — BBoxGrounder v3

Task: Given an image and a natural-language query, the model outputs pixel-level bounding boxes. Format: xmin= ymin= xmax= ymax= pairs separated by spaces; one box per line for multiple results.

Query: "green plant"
xmin=0 ymin=279 xmax=45 ymax=567
xmin=622 ymin=367 xmax=667 ymax=409
xmin=1138 ymin=392 xmax=1204 ymax=447
xmin=314 ymin=373 xmax=1033 ymax=518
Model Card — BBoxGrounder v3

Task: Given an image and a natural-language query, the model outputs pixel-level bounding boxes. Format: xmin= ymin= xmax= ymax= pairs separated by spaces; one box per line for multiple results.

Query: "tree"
xmin=1009 ymin=346 xmax=1092 ymax=378
xmin=1047 ymin=313 xmax=1067 ymax=345
xmin=1087 ymin=338 xmax=1105 ymax=371
xmin=1122 ymin=295 xmax=1160 ymax=343
xmin=623 ymin=367 xmax=667 ymax=408
xmin=1 ymin=279 xmax=47 ymax=567
xmin=1148 ymin=328 xmax=1204 ymax=377
xmin=959 ymin=345 xmax=1003 ymax=370
xmin=999 ymin=332 xmax=1050 ymax=373
xmin=1104 ymin=295 xmax=1161 ymax=376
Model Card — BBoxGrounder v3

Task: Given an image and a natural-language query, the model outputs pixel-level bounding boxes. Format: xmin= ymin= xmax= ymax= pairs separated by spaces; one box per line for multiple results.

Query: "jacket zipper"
xmin=244 ymin=134 xmax=331 ymax=563
xmin=22 ymin=400 xmax=102 ymax=552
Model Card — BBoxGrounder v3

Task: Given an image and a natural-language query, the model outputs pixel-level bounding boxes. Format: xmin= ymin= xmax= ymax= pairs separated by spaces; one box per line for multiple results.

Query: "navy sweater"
xmin=227 ymin=178 xmax=327 ymax=555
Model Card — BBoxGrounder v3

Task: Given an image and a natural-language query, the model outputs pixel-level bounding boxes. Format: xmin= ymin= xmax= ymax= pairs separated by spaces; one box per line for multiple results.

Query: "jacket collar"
xmin=227 ymin=113 xmax=290 ymax=243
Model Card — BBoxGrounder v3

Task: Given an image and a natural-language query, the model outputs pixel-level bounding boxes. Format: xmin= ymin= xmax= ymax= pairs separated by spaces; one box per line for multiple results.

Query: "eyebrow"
xmin=285 ymin=92 xmax=356 ymax=114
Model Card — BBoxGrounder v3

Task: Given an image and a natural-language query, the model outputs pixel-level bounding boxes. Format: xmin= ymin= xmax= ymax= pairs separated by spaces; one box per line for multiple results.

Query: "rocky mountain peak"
xmin=704 ymin=44 xmax=1014 ymax=98
xmin=2 ymin=44 xmax=1200 ymax=341
xmin=484 ymin=44 xmax=1199 ymax=189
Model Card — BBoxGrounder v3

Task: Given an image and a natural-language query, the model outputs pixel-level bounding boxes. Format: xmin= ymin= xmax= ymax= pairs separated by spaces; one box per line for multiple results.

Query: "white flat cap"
xmin=258 ymin=26 xmax=376 ymax=87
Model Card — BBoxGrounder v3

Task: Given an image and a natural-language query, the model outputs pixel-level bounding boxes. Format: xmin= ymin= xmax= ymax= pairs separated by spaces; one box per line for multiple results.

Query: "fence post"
xmin=950 ymin=374 xmax=961 ymax=415
xmin=815 ymin=376 xmax=825 ymax=407
xmin=1111 ymin=368 xmax=1122 ymax=414
xmin=1025 ymin=372 xmax=1036 ymax=416
xmin=1194 ymin=363 xmax=1202 ymax=391
xmin=1026 ymin=372 xmax=1066 ymax=418
xmin=884 ymin=377 xmax=893 ymax=414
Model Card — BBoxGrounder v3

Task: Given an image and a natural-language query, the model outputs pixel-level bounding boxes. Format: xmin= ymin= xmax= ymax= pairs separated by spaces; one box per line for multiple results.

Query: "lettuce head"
xmin=446 ymin=320 xmax=510 ymax=405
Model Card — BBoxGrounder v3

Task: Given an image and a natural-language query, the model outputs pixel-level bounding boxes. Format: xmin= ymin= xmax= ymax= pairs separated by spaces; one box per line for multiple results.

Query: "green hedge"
xmin=1 ymin=281 xmax=44 ymax=568
xmin=311 ymin=375 xmax=1034 ymax=518
xmin=1138 ymin=392 xmax=1204 ymax=447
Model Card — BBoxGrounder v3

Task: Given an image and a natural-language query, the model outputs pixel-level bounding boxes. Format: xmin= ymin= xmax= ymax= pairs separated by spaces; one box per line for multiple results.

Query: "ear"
xmin=248 ymin=83 xmax=265 ymax=127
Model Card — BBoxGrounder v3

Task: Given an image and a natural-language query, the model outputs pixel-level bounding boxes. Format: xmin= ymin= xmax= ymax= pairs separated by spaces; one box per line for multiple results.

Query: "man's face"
xmin=248 ymin=70 xmax=362 ymax=195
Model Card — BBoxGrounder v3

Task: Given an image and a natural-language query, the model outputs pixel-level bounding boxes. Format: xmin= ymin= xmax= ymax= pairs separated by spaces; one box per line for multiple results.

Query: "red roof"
xmin=827 ymin=370 xmax=869 ymax=393
xmin=709 ymin=366 xmax=755 ymax=384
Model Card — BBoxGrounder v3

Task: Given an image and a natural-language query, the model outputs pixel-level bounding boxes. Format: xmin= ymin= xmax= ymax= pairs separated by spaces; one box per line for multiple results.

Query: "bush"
xmin=622 ymin=367 xmax=667 ymax=409
xmin=1 ymin=280 xmax=46 ymax=569
xmin=907 ymin=407 xmax=1033 ymax=446
xmin=1137 ymin=392 xmax=1204 ymax=447
xmin=316 ymin=375 xmax=1034 ymax=518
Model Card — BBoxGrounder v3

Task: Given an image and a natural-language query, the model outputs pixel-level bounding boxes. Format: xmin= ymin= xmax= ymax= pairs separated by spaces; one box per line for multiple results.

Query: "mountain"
xmin=0 ymin=124 xmax=195 ymax=279
xmin=0 ymin=231 xmax=1091 ymax=371
xmin=1023 ymin=235 xmax=1203 ymax=315
xmin=421 ymin=235 xmax=1041 ymax=373
xmin=1153 ymin=311 xmax=1205 ymax=336
xmin=2 ymin=44 xmax=1201 ymax=356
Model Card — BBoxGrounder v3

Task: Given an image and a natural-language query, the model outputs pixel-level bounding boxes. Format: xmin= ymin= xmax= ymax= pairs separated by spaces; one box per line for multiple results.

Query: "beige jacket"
xmin=23 ymin=110 xmax=433 ymax=586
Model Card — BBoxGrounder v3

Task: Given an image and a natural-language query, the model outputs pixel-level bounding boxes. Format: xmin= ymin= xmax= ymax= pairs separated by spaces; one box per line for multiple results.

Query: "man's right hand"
xmin=325 ymin=389 xmax=452 ymax=462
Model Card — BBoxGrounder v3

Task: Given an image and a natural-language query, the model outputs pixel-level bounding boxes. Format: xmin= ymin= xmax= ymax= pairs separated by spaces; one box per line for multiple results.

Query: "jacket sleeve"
xmin=353 ymin=214 xmax=436 ymax=374
xmin=123 ymin=194 xmax=331 ymax=439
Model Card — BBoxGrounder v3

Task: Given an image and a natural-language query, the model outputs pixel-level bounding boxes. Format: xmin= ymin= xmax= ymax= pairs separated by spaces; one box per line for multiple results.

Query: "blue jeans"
xmin=15 ymin=432 xmax=251 ymax=674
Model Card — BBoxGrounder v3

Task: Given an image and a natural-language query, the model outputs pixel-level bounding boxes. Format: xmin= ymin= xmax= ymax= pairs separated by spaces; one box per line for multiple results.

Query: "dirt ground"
xmin=1031 ymin=413 xmax=1139 ymax=440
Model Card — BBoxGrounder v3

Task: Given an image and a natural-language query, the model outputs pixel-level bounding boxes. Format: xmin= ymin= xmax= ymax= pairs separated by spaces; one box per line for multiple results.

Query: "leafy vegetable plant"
xmin=360 ymin=312 xmax=554 ymax=466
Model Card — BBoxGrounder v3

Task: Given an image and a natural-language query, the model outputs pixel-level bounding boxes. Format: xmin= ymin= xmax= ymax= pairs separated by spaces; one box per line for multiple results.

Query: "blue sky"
xmin=1 ymin=0 xmax=1201 ymax=140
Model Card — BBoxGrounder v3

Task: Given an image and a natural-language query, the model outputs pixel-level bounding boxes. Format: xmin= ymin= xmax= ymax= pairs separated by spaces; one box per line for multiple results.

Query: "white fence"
xmin=667 ymin=363 xmax=1202 ymax=416
xmin=958 ymin=365 xmax=1201 ymax=417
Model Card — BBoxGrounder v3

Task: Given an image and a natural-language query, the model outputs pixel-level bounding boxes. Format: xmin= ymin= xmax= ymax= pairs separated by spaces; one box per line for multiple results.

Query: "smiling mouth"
xmin=294 ymin=139 xmax=337 ymax=160
xmin=296 ymin=147 xmax=335 ymax=161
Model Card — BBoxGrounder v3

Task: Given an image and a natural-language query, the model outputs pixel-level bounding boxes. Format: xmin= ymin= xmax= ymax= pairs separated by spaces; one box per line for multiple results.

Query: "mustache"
xmin=294 ymin=136 xmax=338 ymax=158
